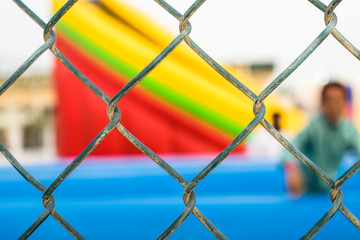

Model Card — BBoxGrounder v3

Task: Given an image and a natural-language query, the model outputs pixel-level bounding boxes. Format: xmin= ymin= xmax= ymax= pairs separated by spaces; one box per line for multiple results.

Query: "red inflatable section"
xmin=55 ymin=34 xmax=245 ymax=156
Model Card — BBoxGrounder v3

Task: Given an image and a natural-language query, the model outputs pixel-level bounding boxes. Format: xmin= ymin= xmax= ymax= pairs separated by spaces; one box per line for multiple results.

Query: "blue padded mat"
xmin=1 ymin=159 xmax=359 ymax=239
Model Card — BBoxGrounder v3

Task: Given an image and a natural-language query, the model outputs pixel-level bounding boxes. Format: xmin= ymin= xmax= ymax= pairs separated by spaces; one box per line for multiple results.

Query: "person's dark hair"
xmin=321 ymin=81 xmax=347 ymax=104
xmin=272 ymin=112 xmax=281 ymax=131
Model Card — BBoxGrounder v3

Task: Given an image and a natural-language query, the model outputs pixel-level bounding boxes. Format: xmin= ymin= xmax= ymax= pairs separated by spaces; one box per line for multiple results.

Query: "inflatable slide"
xmin=53 ymin=0 xmax=305 ymax=156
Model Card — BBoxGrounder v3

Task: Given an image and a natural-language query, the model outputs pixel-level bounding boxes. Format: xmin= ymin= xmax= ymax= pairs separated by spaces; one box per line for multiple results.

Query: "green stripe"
xmin=56 ymin=22 xmax=244 ymax=136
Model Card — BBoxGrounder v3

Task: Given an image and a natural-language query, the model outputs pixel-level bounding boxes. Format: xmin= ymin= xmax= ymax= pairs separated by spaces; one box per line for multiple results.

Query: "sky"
xmin=1 ymin=0 xmax=360 ymax=89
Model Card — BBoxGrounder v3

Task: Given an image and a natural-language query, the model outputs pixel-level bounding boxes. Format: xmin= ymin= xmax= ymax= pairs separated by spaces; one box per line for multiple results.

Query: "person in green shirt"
xmin=285 ymin=82 xmax=360 ymax=193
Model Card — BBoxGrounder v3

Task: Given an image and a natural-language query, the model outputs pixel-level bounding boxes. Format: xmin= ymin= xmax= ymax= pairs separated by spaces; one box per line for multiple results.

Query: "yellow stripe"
xmin=53 ymin=0 xmax=306 ymax=134
xmin=54 ymin=0 xmax=255 ymax=126
xmin=100 ymin=0 xmax=261 ymax=92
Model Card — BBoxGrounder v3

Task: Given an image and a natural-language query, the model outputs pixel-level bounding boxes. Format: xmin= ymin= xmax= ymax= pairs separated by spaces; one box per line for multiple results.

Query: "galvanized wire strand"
xmin=159 ymin=103 xmax=265 ymax=239
xmin=13 ymin=0 xmax=112 ymax=104
xmin=6 ymin=1 xmax=87 ymax=239
xmin=260 ymin=117 xmax=360 ymax=234
xmin=324 ymin=1 xmax=360 ymax=60
xmin=42 ymin=109 xmax=121 ymax=202
xmin=259 ymin=119 xmax=342 ymax=237
xmin=330 ymin=160 xmax=360 ymax=229
xmin=9 ymin=0 xmax=120 ymax=239
xmin=257 ymin=9 xmax=337 ymax=102
xmin=258 ymin=0 xmax=360 ymax=234
xmin=1 ymin=1 xmax=56 ymax=95
xmin=103 ymin=4 xmax=229 ymax=237
xmin=300 ymin=190 xmax=344 ymax=240
xmin=155 ymin=0 xmax=258 ymax=101
xmin=157 ymin=191 xmax=197 ymax=240
xmin=308 ymin=0 xmax=360 ymax=60
xmin=155 ymin=0 xmax=182 ymax=20
xmin=107 ymin=23 xmax=192 ymax=121
xmin=3 ymin=0 xmax=360 ymax=239
xmin=260 ymin=119 xmax=333 ymax=186
xmin=44 ymin=0 xmax=78 ymax=42
xmin=0 ymin=141 xmax=85 ymax=239
xmin=183 ymin=104 xmax=266 ymax=203
xmin=335 ymin=160 xmax=360 ymax=188
xmin=185 ymin=37 xmax=258 ymax=102
xmin=180 ymin=0 xmax=206 ymax=32
xmin=0 ymin=37 xmax=54 ymax=95
xmin=115 ymin=122 xmax=228 ymax=239
xmin=151 ymin=4 xmax=357 ymax=239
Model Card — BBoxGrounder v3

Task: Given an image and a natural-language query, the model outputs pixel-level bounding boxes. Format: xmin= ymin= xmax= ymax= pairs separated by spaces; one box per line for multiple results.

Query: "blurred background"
xmin=1 ymin=1 xmax=360 ymax=239
xmin=1 ymin=0 xmax=360 ymax=165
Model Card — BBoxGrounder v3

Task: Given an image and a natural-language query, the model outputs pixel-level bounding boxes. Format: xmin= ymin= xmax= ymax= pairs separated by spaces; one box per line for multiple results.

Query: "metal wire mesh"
xmin=2 ymin=0 xmax=360 ymax=239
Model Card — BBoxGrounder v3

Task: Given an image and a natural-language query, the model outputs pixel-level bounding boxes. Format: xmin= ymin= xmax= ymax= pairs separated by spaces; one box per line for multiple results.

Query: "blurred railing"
xmin=2 ymin=0 xmax=360 ymax=239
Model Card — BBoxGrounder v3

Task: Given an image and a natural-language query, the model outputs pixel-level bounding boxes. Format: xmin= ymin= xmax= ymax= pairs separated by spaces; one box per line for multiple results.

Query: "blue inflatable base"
xmin=1 ymin=159 xmax=359 ymax=239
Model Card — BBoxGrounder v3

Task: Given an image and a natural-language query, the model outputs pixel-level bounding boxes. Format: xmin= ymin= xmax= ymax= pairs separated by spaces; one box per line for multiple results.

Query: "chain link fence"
xmin=2 ymin=0 xmax=360 ymax=239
